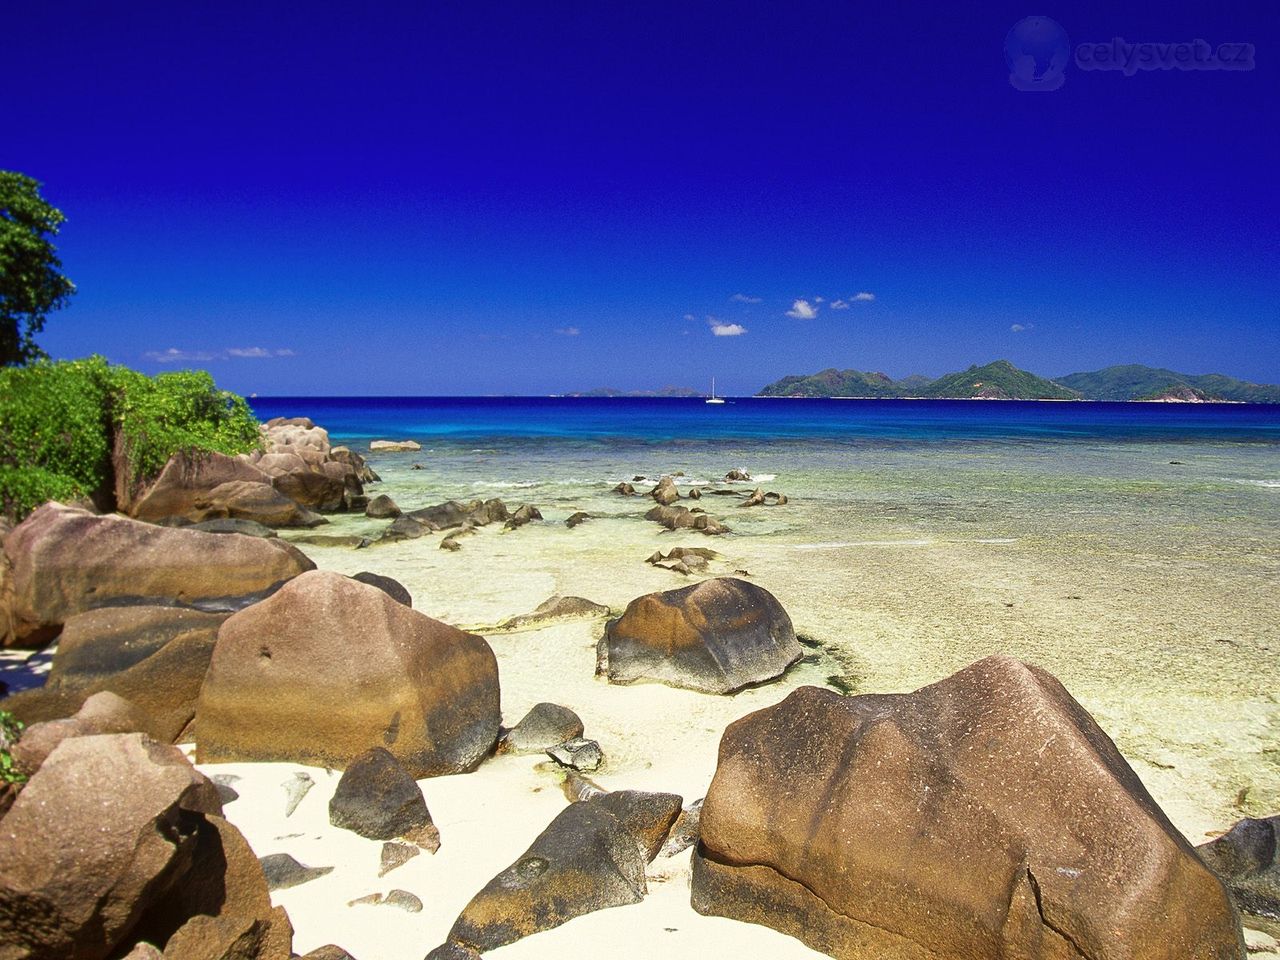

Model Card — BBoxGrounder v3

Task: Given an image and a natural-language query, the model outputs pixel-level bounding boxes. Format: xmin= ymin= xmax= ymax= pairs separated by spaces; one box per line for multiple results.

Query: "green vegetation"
xmin=1 ymin=172 xmax=75 ymax=366
xmin=759 ymin=360 xmax=1280 ymax=402
xmin=758 ymin=359 xmax=1079 ymax=400
xmin=918 ymin=360 xmax=1079 ymax=400
xmin=1057 ymin=365 xmax=1280 ymax=403
xmin=0 ymin=357 xmax=261 ymax=521
xmin=0 ymin=710 xmax=25 ymax=784
xmin=757 ymin=368 xmax=906 ymax=398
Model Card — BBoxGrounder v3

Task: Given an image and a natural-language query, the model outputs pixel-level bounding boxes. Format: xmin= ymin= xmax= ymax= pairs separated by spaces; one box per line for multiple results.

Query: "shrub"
xmin=0 ymin=357 xmax=261 ymax=521
xmin=111 ymin=367 xmax=262 ymax=484
xmin=0 ymin=710 xmax=24 ymax=784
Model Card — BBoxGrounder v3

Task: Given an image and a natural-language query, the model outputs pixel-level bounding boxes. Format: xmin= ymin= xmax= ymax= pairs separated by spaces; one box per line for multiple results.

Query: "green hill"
xmin=757 ymin=360 xmax=1076 ymax=400
xmin=1056 ymin=365 xmax=1280 ymax=403
xmin=919 ymin=360 xmax=1079 ymax=400
xmin=756 ymin=368 xmax=905 ymax=398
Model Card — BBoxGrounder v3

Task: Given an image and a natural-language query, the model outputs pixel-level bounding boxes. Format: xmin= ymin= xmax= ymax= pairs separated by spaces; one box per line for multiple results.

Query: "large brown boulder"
xmin=598 ymin=577 xmax=800 ymax=694
xmin=0 ymin=732 xmax=292 ymax=960
xmin=1 ymin=504 xmax=313 ymax=648
xmin=2 ymin=605 xmax=228 ymax=740
xmin=128 ymin=451 xmax=268 ymax=520
xmin=692 ymin=656 xmax=1246 ymax=960
xmin=254 ymin=453 xmax=354 ymax=512
xmin=195 ymin=570 xmax=501 ymax=777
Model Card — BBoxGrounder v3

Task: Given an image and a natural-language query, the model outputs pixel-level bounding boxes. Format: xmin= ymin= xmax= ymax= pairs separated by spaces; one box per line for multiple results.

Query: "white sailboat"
xmin=705 ymin=377 xmax=725 ymax=404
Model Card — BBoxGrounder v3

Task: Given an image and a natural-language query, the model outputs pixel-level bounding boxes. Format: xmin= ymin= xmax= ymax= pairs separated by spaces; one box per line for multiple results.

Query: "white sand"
xmin=194 ymin=617 xmax=830 ymax=960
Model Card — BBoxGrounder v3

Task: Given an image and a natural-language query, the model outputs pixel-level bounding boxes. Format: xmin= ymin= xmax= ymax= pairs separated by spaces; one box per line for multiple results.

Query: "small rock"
xmin=329 ymin=747 xmax=434 ymax=841
xmin=503 ymin=504 xmax=543 ymax=530
xmin=741 ymin=488 xmax=765 ymax=507
xmin=283 ymin=771 xmax=314 ymax=817
xmin=591 ymin=790 xmax=683 ymax=862
xmin=547 ymin=737 xmax=603 ymax=771
xmin=384 ymin=889 xmax=423 ymax=913
xmin=613 ymin=482 xmax=636 ymax=496
xmin=259 ymin=853 xmax=334 ymax=891
xmin=350 ymin=571 xmax=412 ymax=607
xmin=121 ymin=944 xmax=164 ymax=960
xmin=724 ymin=469 xmax=752 ymax=482
xmin=565 ymin=511 xmax=591 ymax=528
xmin=348 ymin=890 xmax=423 ymax=913
xmin=504 ymin=703 xmax=585 ymax=754
xmin=365 ymin=494 xmax=401 ymax=519
xmin=380 ymin=841 xmax=422 ymax=877
xmin=650 ymin=476 xmax=680 ymax=506
xmin=660 ymin=799 xmax=703 ymax=857
xmin=300 ymin=946 xmax=358 ymax=960
xmin=214 ymin=781 xmax=240 ymax=805
xmin=687 ymin=487 xmax=701 ymax=500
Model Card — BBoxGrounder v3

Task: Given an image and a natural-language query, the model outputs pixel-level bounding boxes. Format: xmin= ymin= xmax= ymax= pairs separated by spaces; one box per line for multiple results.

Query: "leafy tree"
xmin=0 ymin=172 xmax=75 ymax=366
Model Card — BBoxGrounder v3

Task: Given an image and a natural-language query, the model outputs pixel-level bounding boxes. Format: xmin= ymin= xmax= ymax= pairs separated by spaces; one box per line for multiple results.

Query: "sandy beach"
xmin=145 ymin=427 xmax=1277 ymax=959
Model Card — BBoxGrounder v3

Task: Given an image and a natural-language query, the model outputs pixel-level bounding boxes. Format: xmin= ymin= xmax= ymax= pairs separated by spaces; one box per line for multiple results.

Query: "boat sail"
xmin=706 ymin=377 xmax=725 ymax=404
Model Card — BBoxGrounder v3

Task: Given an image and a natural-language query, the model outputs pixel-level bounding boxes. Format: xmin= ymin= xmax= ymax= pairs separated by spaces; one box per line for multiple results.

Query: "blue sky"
xmin=6 ymin=1 xmax=1277 ymax=395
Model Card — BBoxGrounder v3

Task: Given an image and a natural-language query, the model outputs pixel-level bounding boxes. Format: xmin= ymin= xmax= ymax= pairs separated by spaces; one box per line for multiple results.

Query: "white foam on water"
xmin=793 ymin=539 xmax=935 ymax=550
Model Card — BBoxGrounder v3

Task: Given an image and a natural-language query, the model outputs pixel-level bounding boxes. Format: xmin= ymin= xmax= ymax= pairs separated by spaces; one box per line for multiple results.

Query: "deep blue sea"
xmin=248 ymin=396 xmax=1280 ymax=447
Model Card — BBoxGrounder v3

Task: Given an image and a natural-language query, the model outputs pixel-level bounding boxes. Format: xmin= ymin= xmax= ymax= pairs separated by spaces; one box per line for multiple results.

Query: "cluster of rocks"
xmin=740 ymin=487 xmax=787 ymax=507
xmin=0 ymin=732 xmax=302 ymax=960
xmin=112 ymin=418 xmax=381 ymax=533
xmin=500 ymin=701 xmax=603 ymax=772
xmin=374 ymin=497 xmax=543 ymax=550
xmin=646 ymin=546 xmax=719 ymax=575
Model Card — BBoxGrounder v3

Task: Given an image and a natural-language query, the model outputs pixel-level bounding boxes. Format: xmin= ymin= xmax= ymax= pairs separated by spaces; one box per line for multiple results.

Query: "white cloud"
xmin=830 ymin=299 xmax=849 ymax=309
xmin=144 ymin=346 xmax=294 ymax=363
xmin=852 ymin=291 xmax=875 ymax=302
xmin=555 ymin=326 xmax=581 ymax=336
xmin=786 ymin=298 xmax=818 ymax=320
xmin=729 ymin=293 xmax=761 ymax=303
xmin=1011 ymin=323 xmax=1033 ymax=333
xmin=813 ymin=296 xmax=825 ymax=303
xmin=710 ymin=322 xmax=747 ymax=337
xmin=683 ymin=313 xmax=697 ymax=322
xmin=144 ymin=347 xmax=215 ymax=363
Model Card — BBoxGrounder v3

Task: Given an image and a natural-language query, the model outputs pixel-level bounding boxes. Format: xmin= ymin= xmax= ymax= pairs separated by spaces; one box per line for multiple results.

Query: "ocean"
xmin=247 ymin=395 xmax=1280 ymax=833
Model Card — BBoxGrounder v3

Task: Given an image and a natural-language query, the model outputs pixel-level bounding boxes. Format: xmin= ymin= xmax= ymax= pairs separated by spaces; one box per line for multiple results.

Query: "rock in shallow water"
xmin=598 ymin=577 xmax=800 ymax=694
xmin=692 ymin=655 xmax=1245 ymax=959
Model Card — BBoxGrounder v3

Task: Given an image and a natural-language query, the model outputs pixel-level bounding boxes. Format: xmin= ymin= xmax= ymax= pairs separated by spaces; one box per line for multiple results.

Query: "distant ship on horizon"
xmin=705 ymin=377 xmax=725 ymax=404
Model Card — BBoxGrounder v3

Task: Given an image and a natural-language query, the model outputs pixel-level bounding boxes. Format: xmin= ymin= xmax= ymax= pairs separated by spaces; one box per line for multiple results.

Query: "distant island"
xmin=757 ymin=361 xmax=1280 ymax=403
